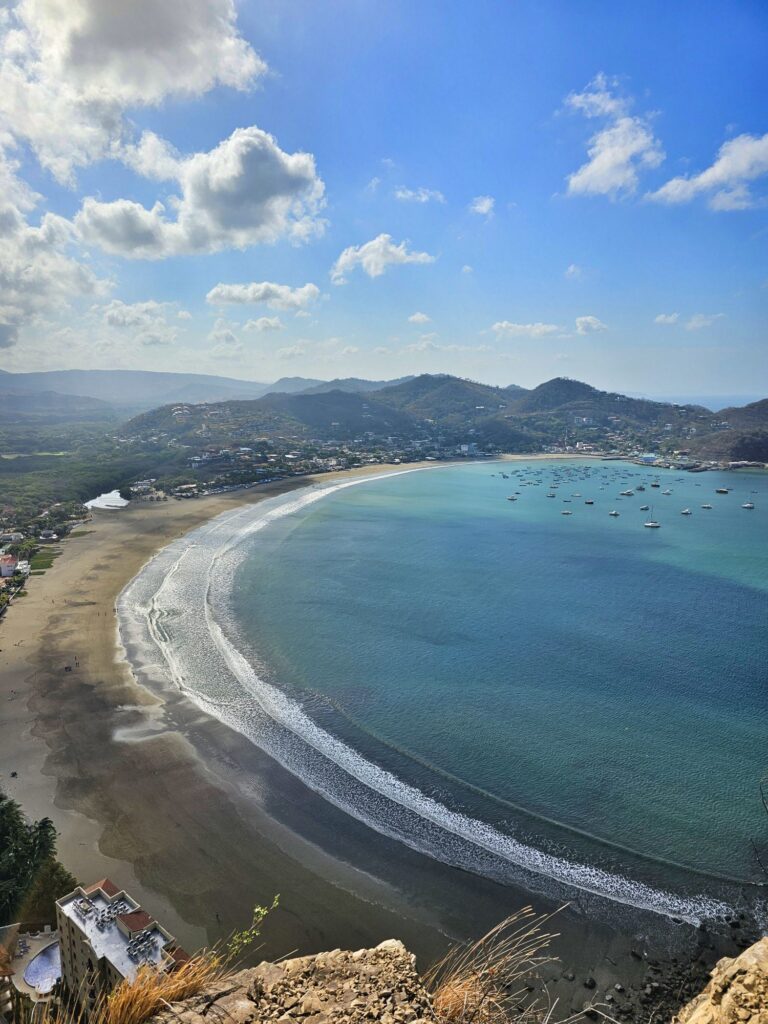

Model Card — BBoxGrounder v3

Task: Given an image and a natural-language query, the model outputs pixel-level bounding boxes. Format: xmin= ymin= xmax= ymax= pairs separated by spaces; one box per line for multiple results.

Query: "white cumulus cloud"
xmin=331 ymin=233 xmax=434 ymax=284
xmin=469 ymin=195 xmax=495 ymax=216
xmin=0 ymin=0 xmax=265 ymax=182
xmin=654 ymin=312 xmax=679 ymax=325
xmin=243 ymin=316 xmax=284 ymax=333
xmin=206 ymin=281 xmax=320 ymax=310
xmin=575 ymin=315 xmax=608 ymax=334
xmin=76 ymin=126 xmax=326 ymax=258
xmin=565 ymin=74 xmax=664 ymax=198
xmin=647 ymin=132 xmax=768 ymax=211
xmin=0 ymin=148 xmax=108 ymax=345
xmin=408 ymin=311 xmax=431 ymax=324
xmin=99 ymin=298 xmax=183 ymax=345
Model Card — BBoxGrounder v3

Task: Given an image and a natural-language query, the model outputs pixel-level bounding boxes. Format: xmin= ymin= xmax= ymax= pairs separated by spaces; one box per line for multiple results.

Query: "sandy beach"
xmin=0 ymin=457 xmax=733 ymax=1017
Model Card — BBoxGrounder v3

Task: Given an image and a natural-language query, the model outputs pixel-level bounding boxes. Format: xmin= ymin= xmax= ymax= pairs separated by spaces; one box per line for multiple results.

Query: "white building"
xmin=56 ymin=880 xmax=188 ymax=1009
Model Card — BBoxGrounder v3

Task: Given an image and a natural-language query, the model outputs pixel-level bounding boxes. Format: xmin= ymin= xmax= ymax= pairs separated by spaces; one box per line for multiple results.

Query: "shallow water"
xmin=118 ymin=460 xmax=768 ymax=924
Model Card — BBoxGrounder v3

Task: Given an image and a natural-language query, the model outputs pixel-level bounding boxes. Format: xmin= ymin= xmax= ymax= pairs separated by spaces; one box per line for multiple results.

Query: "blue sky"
xmin=1 ymin=0 xmax=766 ymax=394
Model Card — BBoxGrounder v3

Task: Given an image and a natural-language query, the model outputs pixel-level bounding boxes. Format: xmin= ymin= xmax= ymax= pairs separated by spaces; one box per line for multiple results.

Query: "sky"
xmin=0 ymin=0 xmax=766 ymax=395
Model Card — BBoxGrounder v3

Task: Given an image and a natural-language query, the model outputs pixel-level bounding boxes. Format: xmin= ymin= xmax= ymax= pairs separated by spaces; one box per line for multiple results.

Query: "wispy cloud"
xmin=394 ymin=186 xmax=445 ymax=204
xmin=685 ymin=312 xmax=724 ymax=331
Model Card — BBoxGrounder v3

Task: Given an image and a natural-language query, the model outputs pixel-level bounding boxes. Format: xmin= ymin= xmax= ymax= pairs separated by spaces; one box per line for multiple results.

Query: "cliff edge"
xmin=673 ymin=937 xmax=768 ymax=1024
xmin=151 ymin=939 xmax=435 ymax=1024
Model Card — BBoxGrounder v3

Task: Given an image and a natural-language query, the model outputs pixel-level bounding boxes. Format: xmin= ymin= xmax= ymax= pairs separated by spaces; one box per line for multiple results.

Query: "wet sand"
xmin=0 ymin=459 xmax=738 ymax=1019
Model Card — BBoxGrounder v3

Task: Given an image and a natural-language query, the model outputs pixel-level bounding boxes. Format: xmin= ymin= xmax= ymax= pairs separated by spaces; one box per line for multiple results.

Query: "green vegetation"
xmin=0 ymin=789 xmax=77 ymax=926
xmin=30 ymin=549 xmax=62 ymax=571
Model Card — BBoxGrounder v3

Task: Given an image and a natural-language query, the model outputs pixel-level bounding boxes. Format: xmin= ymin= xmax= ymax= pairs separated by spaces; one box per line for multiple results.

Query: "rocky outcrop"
xmin=673 ymin=937 xmax=768 ymax=1024
xmin=152 ymin=940 xmax=435 ymax=1024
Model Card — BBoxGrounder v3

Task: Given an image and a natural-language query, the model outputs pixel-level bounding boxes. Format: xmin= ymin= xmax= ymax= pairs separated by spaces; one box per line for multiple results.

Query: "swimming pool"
xmin=23 ymin=942 xmax=61 ymax=993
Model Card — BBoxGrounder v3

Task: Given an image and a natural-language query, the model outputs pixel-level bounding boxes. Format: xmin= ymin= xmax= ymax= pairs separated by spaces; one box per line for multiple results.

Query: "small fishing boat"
xmin=680 ymin=508 xmax=692 ymax=515
xmin=561 ymin=510 xmax=573 ymax=515
xmin=701 ymin=504 xmax=713 ymax=509
xmin=716 ymin=488 xmax=729 ymax=494
xmin=585 ymin=499 xmax=594 ymax=505
xmin=640 ymin=505 xmax=650 ymax=511
xmin=609 ymin=510 xmax=620 ymax=517
xmin=742 ymin=502 xmax=755 ymax=509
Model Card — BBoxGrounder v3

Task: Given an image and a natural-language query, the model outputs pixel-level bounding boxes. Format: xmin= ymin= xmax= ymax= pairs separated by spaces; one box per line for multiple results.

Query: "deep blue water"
xmin=228 ymin=460 xmax=768 ymax=890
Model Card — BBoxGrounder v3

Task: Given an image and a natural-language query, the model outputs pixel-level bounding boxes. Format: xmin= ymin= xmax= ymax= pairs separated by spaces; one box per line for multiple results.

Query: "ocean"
xmin=118 ymin=460 xmax=768 ymax=928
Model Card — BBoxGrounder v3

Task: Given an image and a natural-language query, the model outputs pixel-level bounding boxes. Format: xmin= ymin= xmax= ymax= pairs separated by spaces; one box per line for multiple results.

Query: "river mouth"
xmin=117 ymin=461 xmax=768 ymax=931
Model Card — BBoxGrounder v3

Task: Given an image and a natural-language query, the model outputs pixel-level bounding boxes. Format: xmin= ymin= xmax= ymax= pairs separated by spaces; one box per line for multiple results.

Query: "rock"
xmin=146 ymin=942 xmax=435 ymax=1024
xmin=673 ymin=937 xmax=768 ymax=1024
xmin=584 ymin=976 xmax=597 ymax=989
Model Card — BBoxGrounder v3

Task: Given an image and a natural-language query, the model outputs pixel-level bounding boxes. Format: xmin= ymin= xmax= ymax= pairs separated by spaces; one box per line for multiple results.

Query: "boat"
xmin=650 ymin=482 xmax=660 ymax=488
xmin=507 ymin=496 xmax=517 ymax=501
xmin=620 ymin=489 xmax=634 ymax=497
xmin=742 ymin=502 xmax=755 ymax=509
xmin=640 ymin=505 xmax=650 ymax=511
xmin=644 ymin=506 xmax=661 ymax=528
xmin=546 ymin=493 xmax=556 ymax=498
xmin=716 ymin=488 xmax=729 ymax=494
xmin=680 ymin=508 xmax=692 ymax=515
xmin=561 ymin=510 xmax=573 ymax=515
xmin=636 ymin=485 xmax=646 ymax=491
xmin=701 ymin=504 xmax=713 ymax=509
xmin=662 ymin=489 xmax=672 ymax=495
xmin=585 ymin=499 xmax=594 ymax=505
xmin=609 ymin=510 xmax=620 ymax=517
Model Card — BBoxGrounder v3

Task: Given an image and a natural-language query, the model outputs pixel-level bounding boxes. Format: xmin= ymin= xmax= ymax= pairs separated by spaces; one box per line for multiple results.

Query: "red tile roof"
xmin=84 ymin=878 xmax=121 ymax=899
xmin=166 ymin=946 xmax=190 ymax=969
xmin=118 ymin=910 xmax=154 ymax=932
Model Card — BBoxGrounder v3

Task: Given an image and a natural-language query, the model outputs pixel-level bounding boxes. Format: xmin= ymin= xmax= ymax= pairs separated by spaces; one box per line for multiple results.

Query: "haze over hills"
xmin=0 ymin=369 xmax=417 ymax=417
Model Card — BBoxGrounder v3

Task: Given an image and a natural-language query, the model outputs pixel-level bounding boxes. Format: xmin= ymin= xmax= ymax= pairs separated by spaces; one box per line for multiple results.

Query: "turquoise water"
xmin=227 ymin=460 xmax=767 ymax=893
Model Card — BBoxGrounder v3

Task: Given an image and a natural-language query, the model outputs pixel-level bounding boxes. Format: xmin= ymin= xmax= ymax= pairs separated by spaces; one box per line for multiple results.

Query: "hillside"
xmin=122 ymin=373 xmax=737 ymax=455
xmin=4 ymin=370 xmax=736 ymax=449
xmin=127 ymin=389 xmax=422 ymax=442
xmin=717 ymin=398 xmax=768 ymax=430
xmin=0 ymin=388 xmax=117 ymax=424
xmin=298 ymin=375 xmax=416 ymax=395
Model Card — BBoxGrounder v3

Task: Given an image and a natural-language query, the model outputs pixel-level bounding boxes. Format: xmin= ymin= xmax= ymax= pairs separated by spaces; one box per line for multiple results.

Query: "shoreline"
xmin=0 ymin=456 xmax=747 ymax=1018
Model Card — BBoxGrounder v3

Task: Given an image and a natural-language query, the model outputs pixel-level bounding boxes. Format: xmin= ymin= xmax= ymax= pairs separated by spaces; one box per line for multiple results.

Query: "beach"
xmin=0 ymin=459 xmax=739 ymax=1018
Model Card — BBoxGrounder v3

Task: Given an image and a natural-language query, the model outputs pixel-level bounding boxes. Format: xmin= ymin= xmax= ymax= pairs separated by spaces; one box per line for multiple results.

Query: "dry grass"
xmin=426 ymin=907 xmax=584 ymax=1024
xmin=101 ymin=953 xmax=224 ymax=1024
xmin=37 ymin=951 xmax=223 ymax=1024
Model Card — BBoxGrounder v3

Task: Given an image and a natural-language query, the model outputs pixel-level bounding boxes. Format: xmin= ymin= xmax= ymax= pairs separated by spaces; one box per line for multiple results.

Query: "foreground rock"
xmin=153 ymin=940 xmax=435 ymax=1024
xmin=673 ymin=937 xmax=768 ymax=1024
